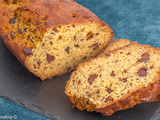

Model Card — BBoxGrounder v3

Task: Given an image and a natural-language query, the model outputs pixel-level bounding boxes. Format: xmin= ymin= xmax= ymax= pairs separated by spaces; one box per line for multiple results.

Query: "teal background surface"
xmin=0 ymin=0 xmax=160 ymax=120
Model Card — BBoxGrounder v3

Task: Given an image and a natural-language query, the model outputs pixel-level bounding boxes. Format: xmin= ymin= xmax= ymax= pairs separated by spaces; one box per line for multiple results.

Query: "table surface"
xmin=0 ymin=0 xmax=160 ymax=120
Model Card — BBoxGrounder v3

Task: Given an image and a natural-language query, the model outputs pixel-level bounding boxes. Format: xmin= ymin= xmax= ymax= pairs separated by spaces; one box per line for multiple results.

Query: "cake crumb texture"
xmin=65 ymin=39 xmax=160 ymax=116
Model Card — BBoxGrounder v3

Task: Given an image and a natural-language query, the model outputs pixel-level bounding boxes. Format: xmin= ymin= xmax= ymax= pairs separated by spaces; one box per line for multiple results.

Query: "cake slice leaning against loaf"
xmin=0 ymin=0 xmax=113 ymax=80
xmin=65 ymin=39 xmax=160 ymax=116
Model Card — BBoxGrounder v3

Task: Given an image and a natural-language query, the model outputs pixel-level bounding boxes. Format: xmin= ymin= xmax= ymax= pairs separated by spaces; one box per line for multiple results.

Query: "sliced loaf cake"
xmin=65 ymin=39 xmax=160 ymax=116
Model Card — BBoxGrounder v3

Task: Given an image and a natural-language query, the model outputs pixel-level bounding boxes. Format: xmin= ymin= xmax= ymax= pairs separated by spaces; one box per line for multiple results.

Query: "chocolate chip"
xmin=96 ymin=90 xmax=100 ymax=94
xmin=105 ymin=53 xmax=111 ymax=57
xmin=53 ymin=28 xmax=58 ymax=32
xmin=74 ymin=35 xmax=76 ymax=40
xmin=123 ymin=70 xmax=127 ymax=73
xmin=8 ymin=32 xmax=15 ymax=39
xmin=72 ymin=15 xmax=76 ymax=18
xmin=9 ymin=18 xmax=16 ymax=24
xmin=74 ymin=44 xmax=79 ymax=48
xmin=23 ymin=47 xmax=33 ymax=55
xmin=36 ymin=21 xmax=40 ymax=25
xmin=96 ymin=33 xmax=99 ymax=35
xmin=91 ymin=43 xmax=99 ymax=50
xmin=111 ymin=71 xmax=115 ymax=76
xmin=150 ymin=65 xmax=154 ymax=69
xmin=88 ymin=74 xmax=98 ymax=85
xmin=105 ymin=96 xmax=111 ymax=103
xmin=37 ymin=61 xmax=41 ymax=66
xmin=65 ymin=46 xmax=70 ymax=54
xmin=101 ymin=22 xmax=106 ymax=26
xmin=138 ymin=67 xmax=148 ymax=77
xmin=78 ymin=80 xmax=81 ymax=85
xmin=86 ymin=31 xmax=93 ymax=40
xmin=88 ymin=94 xmax=91 ymax=97
xmin=50 ymin=41 xmax=53 ymax=45
xmin=83 ymin=56 xmax=87 ymax=60
xmin=46 ymin=54 xmax=55 ymax=63
xmin=86 ymin=91 xmax=89 ymax=94
xmin=107 ymin=88 xmax=113 ymax=94
xmin=18 ymin=28 xmax=23 ymax=34
xmin=58 ymin=36 xmax=62 ymax=40
xmin=42 ymin=42 xmax=45 ymax=46
xmin=87 ymin=35 xmax=93 ymax=40
xmin=122 ymin=78 xmax=127 ymax=82
xmin=119 ymin=78 xmax=127 ymax=83
xmin=72 ymin=25 xmax=75 ymax=28
xmin=67 ymin=67 xmax=71 ymax=71
xmin=137 ymin=53 xmax=150 ymax=63
xmin=24 ymin=28 xmax=27 ymax=32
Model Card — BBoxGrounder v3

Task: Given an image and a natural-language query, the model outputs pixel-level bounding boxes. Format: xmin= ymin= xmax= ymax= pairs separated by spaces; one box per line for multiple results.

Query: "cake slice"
xmin=65 ymin=39 xmax=160 ymax=116
xmin=98 ymin=39 xmax=131 ymax=56
xmin=0 ymin=0 xmax=113 ymax=80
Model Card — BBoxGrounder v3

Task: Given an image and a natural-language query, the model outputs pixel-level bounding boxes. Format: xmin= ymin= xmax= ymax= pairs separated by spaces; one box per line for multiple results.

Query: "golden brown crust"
xmin=0 ymin=0 xmax=106 ymax=31
xmin=0 ymin=31 xmax=27 ymax=64
xmin=68 ymin=95 xmax=96 ymax=112
xmin=17 ymin=0 xmax=103 ymax=29
xmin=65 ymin=40 xmax=160 ymax=116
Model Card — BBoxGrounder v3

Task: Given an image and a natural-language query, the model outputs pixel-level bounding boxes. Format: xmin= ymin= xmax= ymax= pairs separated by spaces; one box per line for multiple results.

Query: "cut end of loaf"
xmin=2 ymin=2 xmax=113 ymax=80
xmin=25 ymin=22 xmax=113 ymax=80
xmin=65 ymin=41 xmax=160 ymax=115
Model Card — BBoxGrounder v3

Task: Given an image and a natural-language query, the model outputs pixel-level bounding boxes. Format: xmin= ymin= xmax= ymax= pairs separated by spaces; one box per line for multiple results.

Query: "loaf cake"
xmin=65 ymin=39 xmax=160 ymax=116
xmin=0 ymin=0 xmax=113 ymax=80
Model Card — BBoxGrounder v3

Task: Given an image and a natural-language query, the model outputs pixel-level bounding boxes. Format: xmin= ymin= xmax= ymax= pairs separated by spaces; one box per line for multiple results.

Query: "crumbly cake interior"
xmin=4 ymin=8 xmax=112 ymax=80
xmin=66 ymin=43 xmax=160 ymax=108
xmin=27 ymin=22 xmax=112 ymax=80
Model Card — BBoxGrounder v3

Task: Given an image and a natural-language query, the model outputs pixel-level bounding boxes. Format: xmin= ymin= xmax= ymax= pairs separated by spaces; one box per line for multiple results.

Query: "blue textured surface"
xmin=0 ymin=98 xmax=50 ymax=120
xmin=0 ymin=0 xmax=160 ymax=120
